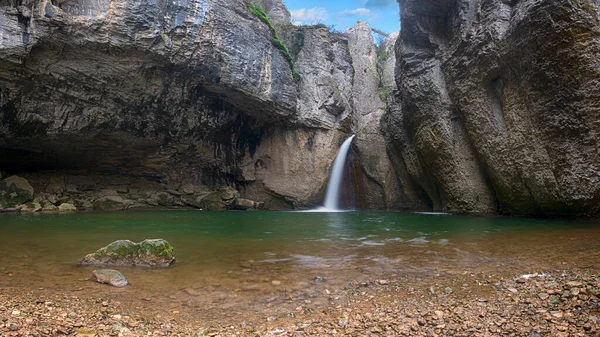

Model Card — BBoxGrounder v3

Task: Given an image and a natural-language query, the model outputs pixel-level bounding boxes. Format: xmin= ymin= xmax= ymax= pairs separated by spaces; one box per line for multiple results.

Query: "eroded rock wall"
xmin=385 ymin=0 xmax=600 ymax=216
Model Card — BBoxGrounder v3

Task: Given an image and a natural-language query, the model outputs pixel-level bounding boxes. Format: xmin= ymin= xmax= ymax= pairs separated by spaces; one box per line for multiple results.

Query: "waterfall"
xmin=322 ymin=135 xmax=355 ymax=211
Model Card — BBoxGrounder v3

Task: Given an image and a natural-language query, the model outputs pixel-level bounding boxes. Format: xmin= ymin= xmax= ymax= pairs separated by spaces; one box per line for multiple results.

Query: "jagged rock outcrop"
xmin=384 ymin=0 xmax=600 ymax=217
xmin=346 ymin=23 xmax=402 ymax=210
xmin=0 ymin=0 xmax=399 ymax=210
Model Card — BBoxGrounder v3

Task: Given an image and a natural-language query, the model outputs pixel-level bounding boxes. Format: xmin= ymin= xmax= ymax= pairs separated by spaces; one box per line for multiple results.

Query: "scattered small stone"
xmin=92 ymin=269 xmax=128 ymax=288
xmin=0 ymin=268 xmax=597 ymax=336
xmin=313 ymin=276 xmax=326 ymax=284
xmin=183 ymin=288 xmax=200 ymax=296
xmin=271 ymin=280 xmax=281 ymax=286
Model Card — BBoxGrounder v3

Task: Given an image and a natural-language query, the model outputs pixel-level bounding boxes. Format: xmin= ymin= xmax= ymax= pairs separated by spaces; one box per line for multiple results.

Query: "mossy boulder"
xmin=0 ymin=175 xmax=34 ymax=208
xmin=80 ymin=239 xmax=175 ymax=268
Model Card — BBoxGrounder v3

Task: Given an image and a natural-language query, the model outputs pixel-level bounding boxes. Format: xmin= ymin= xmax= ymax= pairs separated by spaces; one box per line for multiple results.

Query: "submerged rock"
xmin=80 ymin=239 xmax=175 ymax=268
xmin=92 ymin=269 xmax=128 ymax=288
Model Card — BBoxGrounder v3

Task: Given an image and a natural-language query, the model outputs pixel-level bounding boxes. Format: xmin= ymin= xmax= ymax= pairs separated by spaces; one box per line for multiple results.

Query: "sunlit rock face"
xmin=0 ymin=0 xmax=399 ymax=209
xmin=384 ymin=0 xmax=600 ymax=216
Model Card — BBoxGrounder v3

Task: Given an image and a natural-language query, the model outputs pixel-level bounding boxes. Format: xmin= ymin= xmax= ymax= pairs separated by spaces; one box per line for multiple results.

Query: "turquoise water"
xmin=1 ymin=211 xmax=599 ymax=320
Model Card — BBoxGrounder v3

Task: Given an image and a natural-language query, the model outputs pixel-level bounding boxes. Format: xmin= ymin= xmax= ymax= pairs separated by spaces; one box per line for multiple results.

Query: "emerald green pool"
xmin=1 ymin=211 xmax=599 ymax=320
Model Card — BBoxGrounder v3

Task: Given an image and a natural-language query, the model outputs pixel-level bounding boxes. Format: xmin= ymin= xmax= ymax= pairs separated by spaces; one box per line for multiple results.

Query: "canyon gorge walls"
xmin=2 ymin=0 xmax=599 ymax=217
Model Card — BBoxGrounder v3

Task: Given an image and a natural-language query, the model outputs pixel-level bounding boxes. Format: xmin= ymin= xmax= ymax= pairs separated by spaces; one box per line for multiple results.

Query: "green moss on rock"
xmin=247 ymin=2 xmax=301 ymax=82
xmin=0 ymin=175 xmax=34 ymax=207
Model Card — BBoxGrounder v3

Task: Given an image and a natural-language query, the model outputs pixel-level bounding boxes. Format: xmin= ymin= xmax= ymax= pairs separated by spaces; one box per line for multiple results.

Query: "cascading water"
xmin=321 ymin=135 xmax=355 ymax=211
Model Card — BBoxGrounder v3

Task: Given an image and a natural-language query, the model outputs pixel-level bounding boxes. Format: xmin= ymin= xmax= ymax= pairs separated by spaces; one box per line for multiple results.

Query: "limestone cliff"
xmin=0 ymin=0 xmax=399 ymax=210
xmin=384 ymin=0 xmax=600 ymax=217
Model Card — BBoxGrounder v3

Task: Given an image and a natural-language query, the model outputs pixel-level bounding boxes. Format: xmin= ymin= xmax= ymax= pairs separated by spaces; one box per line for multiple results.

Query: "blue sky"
xmin=282 ymin=0 xmax=400 ymax=34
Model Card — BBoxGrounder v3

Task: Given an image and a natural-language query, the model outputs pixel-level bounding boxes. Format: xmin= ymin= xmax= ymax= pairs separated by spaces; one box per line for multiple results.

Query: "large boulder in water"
xmin=80 ymin=239 xmax=175 ymax=268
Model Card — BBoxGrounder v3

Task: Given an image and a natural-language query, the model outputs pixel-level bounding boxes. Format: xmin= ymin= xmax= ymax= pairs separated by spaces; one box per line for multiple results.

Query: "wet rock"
xmin=19 ymin=202 xmax=42 ymax=213
xmin=78 ymin=199 xmax=94 ymax=210
xmin=185 ymin=192 xmax=227 ymax=211
xmin=183 ymin=288 xmax=199 ymax=296
xmin=313 ymin=276 xmax=326 ymax=284
xmin=231 ymin=198 xmax=257 ymax=210
xmin=58 ymin=203 xmax=77 ymax=212
xmin=80 ymin=239 xmax=175 ymax=267
xmin=180 ymin=192 xmax=213 ymax=209
xmin=146 ymin=192 xmax=176 ymax=207
xmin=92 ymin=269 xmax=128 ymax=288
xmin=218 ymin=187 xmax=239 ymax=202
xmin=93 ymin=195 xmax=132 ymax=211
xmin=41 ymin=200 xmax=59 ymax=212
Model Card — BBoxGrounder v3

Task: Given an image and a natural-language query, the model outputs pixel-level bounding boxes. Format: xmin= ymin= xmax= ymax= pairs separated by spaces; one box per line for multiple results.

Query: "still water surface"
xmin=1 ymin=211 xmax=599 ymax=319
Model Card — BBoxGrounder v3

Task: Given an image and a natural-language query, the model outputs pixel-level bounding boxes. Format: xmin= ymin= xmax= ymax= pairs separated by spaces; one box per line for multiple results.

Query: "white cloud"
xmin=336 ymin=8 xmax=371 ymax=17
xmin=290 ymin=7 xmax=329 ymax=25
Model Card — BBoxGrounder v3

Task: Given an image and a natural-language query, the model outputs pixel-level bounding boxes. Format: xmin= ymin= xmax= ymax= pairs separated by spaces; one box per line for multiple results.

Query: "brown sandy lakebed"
xmin=1 ymin=268 xmax=598 ymax=336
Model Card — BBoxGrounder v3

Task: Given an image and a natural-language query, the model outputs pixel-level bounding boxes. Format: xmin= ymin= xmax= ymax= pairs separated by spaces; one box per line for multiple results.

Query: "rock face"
xmin=81 ymin=239 xmax=175 ymax=267
xmin=384 ymin=0 xmax=600 ymax=217
xmin=346 ymin=24 xmax=402 ymax=210
xmin=0 ymin=0 xmax=398 ymax=210
xmin=92 ymin=269 xmax=128 ymax=288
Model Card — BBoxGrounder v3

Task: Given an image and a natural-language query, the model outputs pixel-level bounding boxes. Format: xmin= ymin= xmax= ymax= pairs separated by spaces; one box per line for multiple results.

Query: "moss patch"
xmin=247 ymin=3 xmax=301 ymax=82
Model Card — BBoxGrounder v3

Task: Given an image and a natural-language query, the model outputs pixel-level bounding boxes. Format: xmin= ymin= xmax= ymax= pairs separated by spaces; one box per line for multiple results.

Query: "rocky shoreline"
xmin=1 ymin=269 xmax=598 ymax=336
xmin=0 ymin=173 xmax=265 ymax=213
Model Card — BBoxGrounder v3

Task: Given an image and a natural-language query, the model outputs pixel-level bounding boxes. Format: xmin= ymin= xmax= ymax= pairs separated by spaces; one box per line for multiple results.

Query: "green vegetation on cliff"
xmin=247 ymin=3 xmax=301 ymax=82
